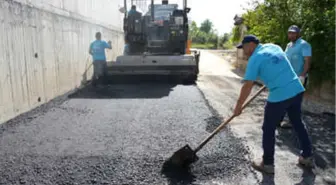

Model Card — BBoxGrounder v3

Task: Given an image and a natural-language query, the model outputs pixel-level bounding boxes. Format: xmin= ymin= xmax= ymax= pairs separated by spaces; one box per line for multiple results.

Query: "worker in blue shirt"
xmin=123 ymin=39 xmax=130 ymax=55
xmin=128 ymin=5 xmax=139 ymax=15
xmin=233 ymin=35 xmax=314 ymax=174
xmin=89 ymin=32 xmax=112 ymax=86
xmin=279 ymin=25 xmax=312 ymax=128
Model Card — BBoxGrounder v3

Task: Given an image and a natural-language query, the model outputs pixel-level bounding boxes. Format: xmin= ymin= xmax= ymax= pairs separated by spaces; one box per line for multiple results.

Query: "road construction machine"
xmin=108 ymin=0 xmax=200 ymax=83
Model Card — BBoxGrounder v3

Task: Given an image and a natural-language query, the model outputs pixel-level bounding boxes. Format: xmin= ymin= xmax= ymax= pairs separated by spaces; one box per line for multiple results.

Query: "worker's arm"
xmin=234 ymin=81 xmax=254 ymax=116
xmin=300 ymin=56 xmax=311 ymax=77
xmin=105 ymin=41 xmax=112 ymax=49
xmin=233 ymin=56 xmax=260 ymax=116
xmin=89 ymin=43 xmax=93 ymax=55
xmin=299 ymin=43 xmax=312 ymax=77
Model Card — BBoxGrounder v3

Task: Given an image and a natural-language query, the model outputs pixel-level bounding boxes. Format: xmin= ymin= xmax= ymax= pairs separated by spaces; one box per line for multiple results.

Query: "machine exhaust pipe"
xmin=151 ymin=0 xmax=154 ymax=21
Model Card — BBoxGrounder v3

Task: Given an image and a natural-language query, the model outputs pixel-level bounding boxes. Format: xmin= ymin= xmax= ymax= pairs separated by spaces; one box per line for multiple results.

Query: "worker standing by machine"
xmin=89 ymin=32 xmax=112 ymax=86
xmin=123 ymin=39 xmax=130 ymax=55
xmin=128 ymin=5 xmax=140 ymax=15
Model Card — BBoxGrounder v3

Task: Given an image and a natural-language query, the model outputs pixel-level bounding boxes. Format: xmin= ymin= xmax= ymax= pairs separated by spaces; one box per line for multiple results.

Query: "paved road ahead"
xmin=0 ymin=50 xmax=333 ymax=185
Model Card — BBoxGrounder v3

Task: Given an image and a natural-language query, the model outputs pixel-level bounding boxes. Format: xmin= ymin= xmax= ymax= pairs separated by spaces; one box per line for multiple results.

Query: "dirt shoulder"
xmin=199 ymin=50 xmax=335 ymax=185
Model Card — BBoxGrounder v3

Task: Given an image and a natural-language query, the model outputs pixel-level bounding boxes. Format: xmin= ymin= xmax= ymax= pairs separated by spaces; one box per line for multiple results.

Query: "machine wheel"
xmin=182 ymin=74 xmax=197 ymax=85
xmin=194 ymin=51 xmax=200 ymax=75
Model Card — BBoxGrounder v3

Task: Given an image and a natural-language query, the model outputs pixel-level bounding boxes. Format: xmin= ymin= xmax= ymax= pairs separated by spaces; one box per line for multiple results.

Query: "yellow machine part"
xmin=186 ymin=40 xmax=191 ymax=54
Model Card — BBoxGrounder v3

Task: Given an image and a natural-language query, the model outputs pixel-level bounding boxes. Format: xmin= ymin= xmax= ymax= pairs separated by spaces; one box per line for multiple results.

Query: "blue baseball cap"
xmin=236 ymin=35 xmax=260 ymax=49
xmin=288 ymin=25 xmax=300 ymax=33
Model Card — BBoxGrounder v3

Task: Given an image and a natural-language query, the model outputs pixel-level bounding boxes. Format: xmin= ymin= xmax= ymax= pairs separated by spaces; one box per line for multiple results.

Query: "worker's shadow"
xmin=276 ymin=111 xmax=334 ymax=185
xmin=294 ymin=167 xmax=316 ymax=185
xmin=258 ymin=169 xmax=316 ymax=185
xmin=161 ymin=162 xmax=197 ymax=185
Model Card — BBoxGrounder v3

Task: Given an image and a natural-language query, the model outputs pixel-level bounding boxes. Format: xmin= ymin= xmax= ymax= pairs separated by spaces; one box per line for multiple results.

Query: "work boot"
xmin=251 ymin=159 xmax=275 ymax=174
xmin=298 ymin=156 xmax=315 ymax=168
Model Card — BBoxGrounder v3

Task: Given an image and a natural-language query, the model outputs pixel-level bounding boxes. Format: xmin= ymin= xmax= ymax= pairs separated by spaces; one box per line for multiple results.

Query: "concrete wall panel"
xmin=0 ymin=0 xmax=124 ymax=123
xmin=13 ymin=0 xmax=124 ymax=30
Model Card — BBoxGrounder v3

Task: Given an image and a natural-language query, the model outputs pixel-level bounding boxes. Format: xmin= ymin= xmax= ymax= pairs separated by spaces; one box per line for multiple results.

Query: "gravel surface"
xmin=0 ymin=81 xmax=258 ymax=185
xmin=1 ymin=50 xmax=334 ymax=185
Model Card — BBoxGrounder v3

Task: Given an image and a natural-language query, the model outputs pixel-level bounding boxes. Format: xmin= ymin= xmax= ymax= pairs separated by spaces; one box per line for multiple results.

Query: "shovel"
xmin=165 ymin=85 xmax=266 ymax=168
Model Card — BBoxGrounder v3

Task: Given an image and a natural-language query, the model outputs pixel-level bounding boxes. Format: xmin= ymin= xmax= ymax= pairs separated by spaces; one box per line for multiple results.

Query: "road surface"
xmin=0 ymin=50 xmax=334 ymax=185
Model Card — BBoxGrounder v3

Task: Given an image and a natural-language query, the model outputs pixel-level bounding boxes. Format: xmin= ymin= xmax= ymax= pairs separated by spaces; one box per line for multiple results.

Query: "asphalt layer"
xmin=2 ymin=50 xmax=333 ymax=185
xmin=0 ymin=76 xmax=258 ymax=185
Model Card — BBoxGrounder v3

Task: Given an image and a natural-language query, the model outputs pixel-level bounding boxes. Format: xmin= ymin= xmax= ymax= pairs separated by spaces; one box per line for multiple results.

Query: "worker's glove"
xmin=299 ymin=76 xmax=305 ymax=84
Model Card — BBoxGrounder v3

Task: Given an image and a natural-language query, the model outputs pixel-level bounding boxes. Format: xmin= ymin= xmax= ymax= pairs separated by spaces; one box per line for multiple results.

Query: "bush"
xmin=239 ymin=0 xmax=335 ymax=85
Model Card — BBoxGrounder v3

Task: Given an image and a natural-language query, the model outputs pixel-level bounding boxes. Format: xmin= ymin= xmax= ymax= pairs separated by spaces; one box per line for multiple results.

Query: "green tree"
xmin=199 ymin=19 xmax=213 ymax=34
xmin=188 ymin=19 xmax=219 ymax=48
xmin=237 ymin=0 xmax=335 ymax=85
xmin=221 ymin=33 xmax=230 ymax=44
xmin=189 ymin=21 xmax=199 ymax=40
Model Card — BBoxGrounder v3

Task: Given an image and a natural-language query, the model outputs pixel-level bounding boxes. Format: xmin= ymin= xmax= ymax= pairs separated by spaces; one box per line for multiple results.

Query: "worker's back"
xmin=247 ymin=43 xmax=305 ymax=102
xmin=127 ymin=10 xmax=142 ymax=34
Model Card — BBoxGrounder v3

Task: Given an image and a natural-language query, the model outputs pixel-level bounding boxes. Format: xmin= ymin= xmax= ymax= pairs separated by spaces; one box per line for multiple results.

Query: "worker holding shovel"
xmin=234 ymin=35 xmax=314 ymax=174
xmin=89 ymin=32 xmax=112 ymax=87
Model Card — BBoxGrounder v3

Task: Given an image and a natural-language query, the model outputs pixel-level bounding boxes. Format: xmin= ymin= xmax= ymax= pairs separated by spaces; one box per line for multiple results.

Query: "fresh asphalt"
xmin=0 ymin=50 xmax=333 ymax=185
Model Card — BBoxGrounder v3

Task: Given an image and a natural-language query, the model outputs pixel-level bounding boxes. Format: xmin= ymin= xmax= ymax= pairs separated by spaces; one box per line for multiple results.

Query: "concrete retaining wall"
xmin=235 ymin=48 xmax=247 ymax=71
xmin=0 ymin=0 xmax=125 ymax=124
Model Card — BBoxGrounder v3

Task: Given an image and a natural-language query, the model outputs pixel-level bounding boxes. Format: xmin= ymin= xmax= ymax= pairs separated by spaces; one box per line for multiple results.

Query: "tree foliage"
xmin=239 ymin=0 xmax=335 ymax=85
xmin=199 ymin=19 xmax=213 ymax=34
xmin=189 ymin=20 xmax=232 ymax=49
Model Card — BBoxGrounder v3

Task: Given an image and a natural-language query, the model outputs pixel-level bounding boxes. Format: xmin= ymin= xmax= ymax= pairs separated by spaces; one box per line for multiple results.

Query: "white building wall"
xmin=0 ymin=0 xmax=125 ymax=124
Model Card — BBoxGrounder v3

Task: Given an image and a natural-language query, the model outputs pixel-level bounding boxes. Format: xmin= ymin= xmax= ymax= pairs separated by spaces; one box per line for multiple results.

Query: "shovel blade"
xmin=168 ymin=144 xmax=199 ymax=167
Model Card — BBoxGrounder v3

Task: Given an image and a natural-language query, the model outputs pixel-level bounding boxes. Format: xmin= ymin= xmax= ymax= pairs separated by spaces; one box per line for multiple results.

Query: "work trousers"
xmin=92 ymin=60 xmax=108 ymax=85
xmin=279 ymin=76 xmax=308 ymax=123
xmin=262 ymin=92 xmax=312 ymax=165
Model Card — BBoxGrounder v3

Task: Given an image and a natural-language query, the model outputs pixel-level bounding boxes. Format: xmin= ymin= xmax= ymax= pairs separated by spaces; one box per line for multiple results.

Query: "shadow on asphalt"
xmin=68 ymin=75 xmax=195 ymax=99
xmin=68 ymin=84 xmax=178 ymax=99
xmin=276 ymin=111 xmax=335 ymax=184
xmin=276 ymin=111 xmax=335 ymax=169
xmin=294 ymin=167 xmax=316 ymax=185
xmin=161 ymin=162 xmax=196 ymax=185
xmin=205 ymin=116 xmax=224 ymax=133
xmin=161 ymin=153 xmax=252 ymax=185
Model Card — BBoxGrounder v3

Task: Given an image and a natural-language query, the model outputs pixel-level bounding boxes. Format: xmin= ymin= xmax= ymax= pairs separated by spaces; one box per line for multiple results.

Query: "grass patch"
xmin=191 ymin=43 xmax=235 ymax=49
xmin=191 ymin=43 xmax=217 ymax=49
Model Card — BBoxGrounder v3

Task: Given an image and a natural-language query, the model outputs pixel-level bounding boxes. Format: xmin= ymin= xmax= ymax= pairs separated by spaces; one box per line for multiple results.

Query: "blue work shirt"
xmin=128 ymin=9 xmax=137 ymax=15
xmin=89 ymin=40 xmax=111 ymax=61
xmin=244 ymin=43 xmax=305 ymax=102
xmin=285 ymin=38 xmax=312 ymax=76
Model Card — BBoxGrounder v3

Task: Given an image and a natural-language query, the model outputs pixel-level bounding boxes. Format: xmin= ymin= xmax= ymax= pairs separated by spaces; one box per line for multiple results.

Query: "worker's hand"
xmin=233 ymin=104 xmax=243 ymax=117
xmin=299 ymin=76 xmax=305 ymax=84
xmin=108 ymin=40 xmax=112 ymax=45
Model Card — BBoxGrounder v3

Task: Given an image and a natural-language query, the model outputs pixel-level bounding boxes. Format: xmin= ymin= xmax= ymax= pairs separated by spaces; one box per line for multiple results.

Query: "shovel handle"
xmin=194 ymin=85 xmax=266 ymax=153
